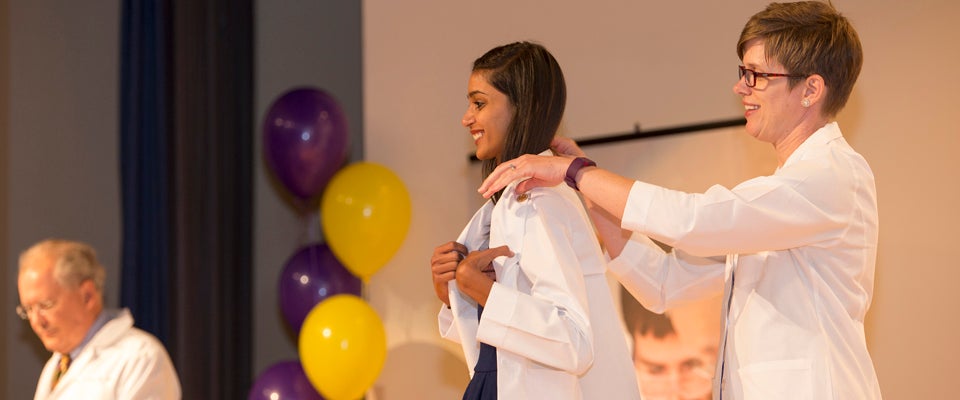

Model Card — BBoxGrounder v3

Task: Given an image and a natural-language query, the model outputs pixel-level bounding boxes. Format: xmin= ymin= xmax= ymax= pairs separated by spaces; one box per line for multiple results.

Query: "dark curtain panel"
xmin=170 ymin=0 xmax=254 ymax=398
xmin=120 ymin=0 xmax=254 ymax=398
xmin=119 ymin=0 xmax=173 ymax=347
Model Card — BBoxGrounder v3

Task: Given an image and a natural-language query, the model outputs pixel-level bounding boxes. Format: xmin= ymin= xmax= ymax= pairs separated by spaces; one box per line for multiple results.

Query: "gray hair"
xmin=20 ymin=239 xmax=106 ymax=294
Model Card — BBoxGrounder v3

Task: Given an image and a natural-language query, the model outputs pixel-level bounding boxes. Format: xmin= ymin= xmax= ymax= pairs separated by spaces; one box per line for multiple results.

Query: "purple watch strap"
xmin=564 ymin=157 xmax=597 ymax=191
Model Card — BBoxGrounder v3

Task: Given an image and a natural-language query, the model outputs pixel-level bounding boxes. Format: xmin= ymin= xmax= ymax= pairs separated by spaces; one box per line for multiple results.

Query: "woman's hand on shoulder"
xmin=478 ymin=154 xmax=572 ymax=199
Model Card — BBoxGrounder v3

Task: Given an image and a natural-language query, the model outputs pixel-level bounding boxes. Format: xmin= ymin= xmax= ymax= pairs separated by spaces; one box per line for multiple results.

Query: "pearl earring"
xmin=801 ymin=98 xmax=811 ymax=108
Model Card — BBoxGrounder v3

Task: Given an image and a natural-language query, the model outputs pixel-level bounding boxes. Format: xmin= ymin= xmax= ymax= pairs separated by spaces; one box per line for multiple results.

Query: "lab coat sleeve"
xmin=477 ymin=189 xmax=595 ymax=375
xmin=438 ymin=305 xmax=460 ymax=343
xmin=621 ymin=155 xmax=856 ymax=257
xmin=608 ymin=231 xmax=724 ymax=313
xmin=439 ymin=279 xmax=481 ymax=346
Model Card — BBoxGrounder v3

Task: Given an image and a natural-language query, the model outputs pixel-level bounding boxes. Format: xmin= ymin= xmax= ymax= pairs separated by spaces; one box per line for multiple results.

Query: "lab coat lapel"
xmin=448 ymin=200 xmax=494 ymax=374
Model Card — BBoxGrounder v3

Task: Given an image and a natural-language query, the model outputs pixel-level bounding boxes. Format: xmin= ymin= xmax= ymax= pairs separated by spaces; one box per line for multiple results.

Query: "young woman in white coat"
xmin=478 ymin=3 xmax=881 ymax=399
xmin=430 ymin=41 xmax=640 ymax=400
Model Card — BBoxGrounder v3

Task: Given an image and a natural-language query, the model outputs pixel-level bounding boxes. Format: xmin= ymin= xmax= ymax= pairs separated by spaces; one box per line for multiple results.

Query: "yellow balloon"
xmin=320 ymin=162 xmax=411 ymax=281
xmin=298 ymin=294 xmax=387 ymax=400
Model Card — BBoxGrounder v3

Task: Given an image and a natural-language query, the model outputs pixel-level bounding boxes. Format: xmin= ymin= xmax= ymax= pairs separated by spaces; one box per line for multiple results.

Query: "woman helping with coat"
xmin=478 ymin=2 xmax=882 ymax=399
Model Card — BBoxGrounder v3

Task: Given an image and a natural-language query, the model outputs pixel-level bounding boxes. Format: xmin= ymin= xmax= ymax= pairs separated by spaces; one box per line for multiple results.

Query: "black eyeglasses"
xmin=738 ymin=66 xmax=806 ymax=88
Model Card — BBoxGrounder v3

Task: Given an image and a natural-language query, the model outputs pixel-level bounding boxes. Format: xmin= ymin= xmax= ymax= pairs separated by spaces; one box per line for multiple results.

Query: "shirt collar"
xmin=68 ymin=308 xmax=119 ymax=359
xmin=781 ymin=121 xmax=842 ymax=169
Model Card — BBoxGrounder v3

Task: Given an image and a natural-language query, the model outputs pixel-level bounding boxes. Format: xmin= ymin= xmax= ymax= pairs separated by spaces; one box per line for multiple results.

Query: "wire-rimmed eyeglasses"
xmin=738 ymin=65 xmax=806 ymax=88
xmin=16 ymin=299 xmax=56 ymax=320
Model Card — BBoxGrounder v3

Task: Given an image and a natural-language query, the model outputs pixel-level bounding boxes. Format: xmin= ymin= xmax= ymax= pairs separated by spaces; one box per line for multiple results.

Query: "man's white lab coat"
xmin=34 ymin=308 xmax=181 ymax=400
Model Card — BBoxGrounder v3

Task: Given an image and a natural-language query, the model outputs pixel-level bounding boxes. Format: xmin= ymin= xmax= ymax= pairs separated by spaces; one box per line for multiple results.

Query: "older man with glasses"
xmin=16 ymin=238 xmax=181 ymax=399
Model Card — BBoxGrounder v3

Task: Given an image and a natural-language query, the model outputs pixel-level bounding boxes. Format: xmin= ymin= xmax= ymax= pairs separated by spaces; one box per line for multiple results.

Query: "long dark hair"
xmin=472 ymin=41 xmax=566 ymax=202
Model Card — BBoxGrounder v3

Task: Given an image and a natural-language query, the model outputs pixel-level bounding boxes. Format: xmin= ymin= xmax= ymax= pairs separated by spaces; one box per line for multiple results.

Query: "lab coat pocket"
xmin=734 ymin=291 xmax=817 ymax=400
xmin=739 ymin=358 xmax=812 ymax=400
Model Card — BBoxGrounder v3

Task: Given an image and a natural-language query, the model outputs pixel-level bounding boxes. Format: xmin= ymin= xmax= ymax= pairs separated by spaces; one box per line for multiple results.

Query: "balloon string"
xmin=292 ymin=196 xmax=323 ymax=246
xmin=305 ymin=208 xmax=321 ymax=244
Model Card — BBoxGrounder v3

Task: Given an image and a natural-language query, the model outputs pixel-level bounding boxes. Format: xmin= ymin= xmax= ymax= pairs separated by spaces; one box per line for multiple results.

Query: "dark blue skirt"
xmin=463 ymin=306 xmax=497 ymax=400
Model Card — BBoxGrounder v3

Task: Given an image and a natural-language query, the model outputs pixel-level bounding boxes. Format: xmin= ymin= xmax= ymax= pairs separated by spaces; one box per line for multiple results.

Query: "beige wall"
xmin=362 ymin=1 xmax=960 ymax=399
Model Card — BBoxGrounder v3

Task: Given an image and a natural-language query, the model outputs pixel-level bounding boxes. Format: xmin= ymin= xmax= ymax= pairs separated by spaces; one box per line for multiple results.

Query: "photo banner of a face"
xmin=620 ymin=285 xmax=722 ymax=400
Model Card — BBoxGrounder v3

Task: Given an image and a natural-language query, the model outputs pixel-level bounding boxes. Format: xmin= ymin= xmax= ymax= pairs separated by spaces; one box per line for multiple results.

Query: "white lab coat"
xmin=34 ymin=308 xmax=182 ymax=400
xmin=608 ymin=122 xmax=882 ymax=399
xmin=439 ymin=169 xmax=640 ymax=400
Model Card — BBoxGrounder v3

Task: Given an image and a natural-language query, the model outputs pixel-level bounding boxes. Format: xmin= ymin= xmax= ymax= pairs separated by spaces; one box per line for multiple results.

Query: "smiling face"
xmin=733 ymin=39 xmax=809 ymax=147
xmin=461 ymin=71 xmax=515 ymax=162
xmin=18 ymin=255 xmax=98 ymax=355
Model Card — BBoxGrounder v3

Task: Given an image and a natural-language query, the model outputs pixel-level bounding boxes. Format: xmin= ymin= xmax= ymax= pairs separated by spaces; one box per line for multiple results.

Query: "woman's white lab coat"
xmin=439 ymin=177 xmax=640 ymax=399
xmin=609 ymin=123 xmax=882 ymax=399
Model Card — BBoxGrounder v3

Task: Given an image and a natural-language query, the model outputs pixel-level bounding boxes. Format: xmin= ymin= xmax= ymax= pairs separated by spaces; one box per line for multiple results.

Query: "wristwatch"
xmin=564 ymin=157 xmax=597 ymax=191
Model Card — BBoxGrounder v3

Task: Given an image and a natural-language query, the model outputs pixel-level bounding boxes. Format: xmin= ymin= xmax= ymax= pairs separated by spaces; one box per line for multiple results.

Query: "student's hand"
xmin=431 ymin=241 xmax=468 ymax=307
xmin=456 ymin=245 xmax=513 ymax=306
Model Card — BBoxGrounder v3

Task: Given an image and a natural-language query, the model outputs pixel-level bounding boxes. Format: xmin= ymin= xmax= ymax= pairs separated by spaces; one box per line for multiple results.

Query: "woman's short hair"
xmin=737 ymin=1 xmax=863 ymax=116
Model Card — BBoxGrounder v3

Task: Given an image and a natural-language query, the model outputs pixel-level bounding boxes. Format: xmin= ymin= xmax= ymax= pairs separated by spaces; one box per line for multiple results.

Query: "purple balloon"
xmin=264 ymin=87 xmax=349 ymax=199
xmin=248 ymin=360 xmax=324 ymax=400
xmin=278 ymin=243 xmax=362 ymax=333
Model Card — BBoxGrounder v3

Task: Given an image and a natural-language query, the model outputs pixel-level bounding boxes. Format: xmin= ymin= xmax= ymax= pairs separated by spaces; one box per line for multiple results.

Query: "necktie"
xmin=51 ymin=354 xmax=70 ymax=390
